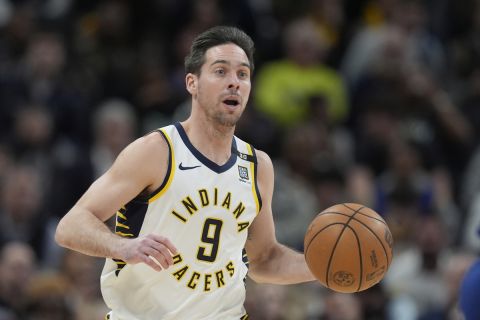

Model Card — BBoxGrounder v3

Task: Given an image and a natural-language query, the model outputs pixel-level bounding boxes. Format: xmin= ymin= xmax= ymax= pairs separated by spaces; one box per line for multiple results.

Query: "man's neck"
xmin=180 ymin=119 xmax=235 ymax=166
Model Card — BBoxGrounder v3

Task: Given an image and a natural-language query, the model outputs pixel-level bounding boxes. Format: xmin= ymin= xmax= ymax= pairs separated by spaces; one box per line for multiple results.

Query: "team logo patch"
xmin=332 ymin=271 xmax=355 ymax=287
xmin=238 ymin=166 xmax=249 ymax=180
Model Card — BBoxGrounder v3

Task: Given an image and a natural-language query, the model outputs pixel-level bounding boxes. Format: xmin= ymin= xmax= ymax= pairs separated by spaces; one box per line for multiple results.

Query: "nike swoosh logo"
xmin=178 ymin=162 xmax=201 ymax=170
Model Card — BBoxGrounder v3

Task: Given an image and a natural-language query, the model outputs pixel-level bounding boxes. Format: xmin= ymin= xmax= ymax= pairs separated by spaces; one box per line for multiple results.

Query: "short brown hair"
xmin=184 ymin=26 xmax=255 ymax=75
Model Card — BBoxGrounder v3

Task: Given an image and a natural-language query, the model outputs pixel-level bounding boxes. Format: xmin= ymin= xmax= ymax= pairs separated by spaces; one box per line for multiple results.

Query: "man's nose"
xmin=227 ymin=73 xmax=240 ymax=90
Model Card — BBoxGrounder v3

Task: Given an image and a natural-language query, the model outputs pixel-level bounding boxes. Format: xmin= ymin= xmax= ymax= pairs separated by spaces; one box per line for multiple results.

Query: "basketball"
xmin=304 ymin=203 xmax=393 ymax=293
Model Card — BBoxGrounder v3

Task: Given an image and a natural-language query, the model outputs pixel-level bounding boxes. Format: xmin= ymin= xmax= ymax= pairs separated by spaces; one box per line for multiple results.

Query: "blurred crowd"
xmin=0 ymin=0 xmax=479 ymax=319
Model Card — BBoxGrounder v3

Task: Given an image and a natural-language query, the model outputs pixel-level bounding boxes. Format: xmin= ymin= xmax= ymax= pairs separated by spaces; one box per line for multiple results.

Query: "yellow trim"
xmin=116 ymin=211 xmax=127 ymax=220
xmin=116 ymin=221 xmax=130 ymax=229
xmin=149 ymin=128 xmax=175 ymax=203
xmin=115 ymin=231 xmax=134 ymax=237
xmin=246 ymin=144 xmax=260 ymax=214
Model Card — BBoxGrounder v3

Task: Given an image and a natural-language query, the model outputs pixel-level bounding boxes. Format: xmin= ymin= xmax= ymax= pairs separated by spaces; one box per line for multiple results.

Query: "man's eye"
xmin=215 ymin=69 xmax=225 ymax=75
xmin=239 ymin=71 xmax=249 ymax=79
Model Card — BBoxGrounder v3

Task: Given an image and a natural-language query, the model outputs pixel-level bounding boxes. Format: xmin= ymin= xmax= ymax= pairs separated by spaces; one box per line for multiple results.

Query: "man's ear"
xmin=186 ymin=73 xmax=197 ymax=95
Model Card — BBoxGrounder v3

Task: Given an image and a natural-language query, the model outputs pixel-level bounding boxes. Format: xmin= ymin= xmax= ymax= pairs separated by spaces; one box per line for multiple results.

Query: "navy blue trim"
xmin=250 ymin=145 xmax=263 ymax=211
xmin=146 ymin=129 xmax=173 ymax=200
xmin=233 ymin=148 xmax=256 ymax=163
xmin=174 ymin=122 xmax=237 ymax=173
xmin=114 ymin=199 xmax=149 ymax=276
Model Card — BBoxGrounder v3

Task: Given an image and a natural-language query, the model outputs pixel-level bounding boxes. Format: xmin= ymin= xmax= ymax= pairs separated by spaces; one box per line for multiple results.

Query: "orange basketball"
xmin=304 ymin=203 xmax=393 ymax=293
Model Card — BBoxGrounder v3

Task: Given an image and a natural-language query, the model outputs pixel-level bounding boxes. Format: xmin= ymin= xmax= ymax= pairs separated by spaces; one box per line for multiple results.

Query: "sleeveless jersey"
xmin=100 ymin=123 xmax=261 ymax=320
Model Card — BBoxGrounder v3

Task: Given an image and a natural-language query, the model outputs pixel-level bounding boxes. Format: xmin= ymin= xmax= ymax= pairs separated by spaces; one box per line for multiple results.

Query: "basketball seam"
xmin=343 ymin=204 xmax=392 ymax=267
xmin=319 ymin=210 xmax=387 ymax=226
xmin=352 ymin=218 xmax=391 ymax=267
xmin=348 ymin=225 xmax=363 ymax=292
xmin=343 ymin=204 xmax=364 ymax=292
xmin=343 ymin=203 xmax=389 ymax=226
xmin=325 ymin=206 xmax=364 ymax=288
xmin=304 ymin=223 xmax=345 ymax=254
xmin=305 ymin=223 xmax=348 ymax=285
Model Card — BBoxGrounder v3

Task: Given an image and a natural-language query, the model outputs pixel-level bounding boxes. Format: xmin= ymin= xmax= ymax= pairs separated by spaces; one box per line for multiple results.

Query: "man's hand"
xmin=119 ymin=234 xmax=178 ymax=271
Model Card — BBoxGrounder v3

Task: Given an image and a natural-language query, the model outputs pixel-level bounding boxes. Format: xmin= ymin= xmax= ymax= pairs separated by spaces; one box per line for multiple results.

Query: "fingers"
xmin=142 ymin=245 xmax=172 ymax=269
xmin=147 ymin=234 xmax=178 ymax=255
xmin=124 ymin=234 xmax=178 ymax=272
xmin=140 ymin=254 xmax=162 ymax=272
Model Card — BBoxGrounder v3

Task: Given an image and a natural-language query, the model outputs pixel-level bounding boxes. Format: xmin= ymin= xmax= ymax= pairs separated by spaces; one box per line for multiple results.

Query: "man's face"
xmin=187 ymin=43 xmax=251 ymax=127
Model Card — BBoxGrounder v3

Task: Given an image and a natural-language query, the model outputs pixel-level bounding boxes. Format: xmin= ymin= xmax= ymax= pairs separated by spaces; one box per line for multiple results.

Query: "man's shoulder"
xmin=254 ymin=149 xmax=272 ymax=170
xmin=119 ymin=130 xmax=170 ymax=166
xmin=137 ymin=132 xmax=169 ymax=150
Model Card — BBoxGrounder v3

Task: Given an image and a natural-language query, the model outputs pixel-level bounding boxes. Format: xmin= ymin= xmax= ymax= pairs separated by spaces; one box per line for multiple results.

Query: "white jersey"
xmin=101 ymin=123 xmax=261 ymax=320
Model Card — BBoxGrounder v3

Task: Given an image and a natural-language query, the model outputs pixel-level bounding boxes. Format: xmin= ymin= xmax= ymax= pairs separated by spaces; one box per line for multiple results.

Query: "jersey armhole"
xmin=246 ymin=144 xmax=262 ymax=213
xmin=147 ymin=129 xmax=175 ymax=203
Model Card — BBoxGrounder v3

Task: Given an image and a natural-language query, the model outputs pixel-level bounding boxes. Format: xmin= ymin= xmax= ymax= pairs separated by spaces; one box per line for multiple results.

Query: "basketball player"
xmin=55 ymin=26 xmax=315 ymax=319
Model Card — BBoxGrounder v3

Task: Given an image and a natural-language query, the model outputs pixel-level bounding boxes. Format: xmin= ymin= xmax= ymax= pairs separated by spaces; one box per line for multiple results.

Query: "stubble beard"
xmin=211 ymin=105 xmax=241 ymax=127
xmin=198 ymin=92 xmax=242 ymax=128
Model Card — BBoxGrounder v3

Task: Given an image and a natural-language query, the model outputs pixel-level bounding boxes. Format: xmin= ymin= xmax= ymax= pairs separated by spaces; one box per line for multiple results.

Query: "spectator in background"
xmin=24 ymin=273 xmax=73 ymax=320
xmin=345 ymin=12 xmax=472 ymax=211
xmin=0 ymin=242 xmax=36 ymax=319
xmin=378 ymin=138 xmax=460 ymax=239
xmin=460 ymin=66 xmax=480 ymax=211
xmin=0 ymin=2 xmax=37 ymax=137
xmin=10 ymin=107 xmax=54 ymax=180
xmin=90 ymin=98 xmax=137 ymax=178
xmin=384 ymin=214 xmax=455 ymax=318
xmin=0 ymin=166 xmax=45 ymax=255
xmin=319 ymin=291 xmax=362 ymax=320
xmin=342 ymin=0 xmax=447 ymax=89
xmin=58 ymin=250 xmax=108 ymax=320
xmin=254 ymin=18 xmax=348 ymax=130
xmin=22 ymin=31 xmax=90 ymax=143
xmin=271 ymin=124 xmax=320 ymax=249
xmin=82 ymin=0 xmax=136 ymax=99
xmin=439 ymin=253 xmax=476 ymax=320
xmin=244 ymin=281 xmax=290 ymax=320
xmin=0 ymin=0 xmax=477 ymax=318
xmin=312 ymin=164 xmax=348 ymax=211
xmin=306 ymin=0 xmax=347 ymax=67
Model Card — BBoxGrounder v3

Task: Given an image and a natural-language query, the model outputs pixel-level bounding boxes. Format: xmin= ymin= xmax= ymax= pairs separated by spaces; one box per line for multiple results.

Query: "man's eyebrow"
xmin=210 ymin=59 xmax=251 ymax=69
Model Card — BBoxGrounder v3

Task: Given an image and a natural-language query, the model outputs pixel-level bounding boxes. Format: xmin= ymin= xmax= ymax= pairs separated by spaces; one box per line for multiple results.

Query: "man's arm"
xmin=245 ymin=150 xmax=316 ymax=284
xmin=55 ymin=132 xmax=177 ymax=271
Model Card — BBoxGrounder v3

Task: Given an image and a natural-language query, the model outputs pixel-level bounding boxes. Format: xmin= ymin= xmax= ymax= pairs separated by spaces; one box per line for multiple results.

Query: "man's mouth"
xmin=222 ymin=95 xmax=240 ymax=107
xmin=223 ymin=99 xmax=239 ymax=106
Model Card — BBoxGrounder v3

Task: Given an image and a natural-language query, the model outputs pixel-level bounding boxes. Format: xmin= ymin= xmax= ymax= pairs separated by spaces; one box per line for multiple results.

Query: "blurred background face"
xmin=0 ymin=242 xmax=35 ymax=295
xmin=1 ymin=166 xmax=42 ymax=222
xmin=14 ymin=107 xmax=53 ymax=148
xmin=415 ymin=215 xmax=446 ymax=255
xmin=97 ymin=0 xmax=130 ymax=40
xmin=388 ymin=140 xmax=420 ymax=177
xmin=94 ymin=99 xmax=136 ymax=153
xmin=25 ymin=33 xmax=66 ymax=79
xmin=284 ymin=19 xmax=327 ymax=65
